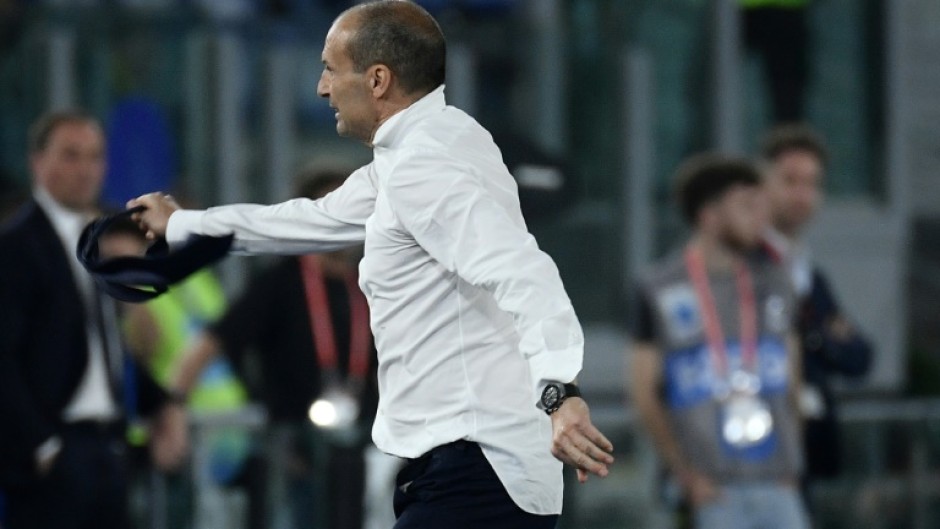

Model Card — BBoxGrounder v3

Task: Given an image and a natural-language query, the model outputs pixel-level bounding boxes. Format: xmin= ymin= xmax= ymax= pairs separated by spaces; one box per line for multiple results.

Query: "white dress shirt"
xmin=33 ymin=188 xmax=119 ymax=422
xmin=764 ymin=228 xmax=827 ymax=417
xmin=765 ymin=228 xmax=813 ymax=297
xmin=167 ymin=85 xmax=584 ymax=514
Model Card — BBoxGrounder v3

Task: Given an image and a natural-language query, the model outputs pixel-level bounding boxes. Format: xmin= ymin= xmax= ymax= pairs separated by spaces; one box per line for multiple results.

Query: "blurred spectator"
xmin=171 ymin=166 xmax=376 ymax=529
xmin=631 ymin=154 xmax=809 ymax=529
xmin=493 ymin=131 xmax=577 ymax=221
xmin=99 ymin=214 xmax=261 ymax=528
xmin=759 ymin=124 xmax=872 ymax=494
xmin=0 ymin=0 xmax=23 ymax=55
xmin=0 ymin=109 xmax=186 ymax=529
xmin=740 ymin=0 xmax=811 ymax=122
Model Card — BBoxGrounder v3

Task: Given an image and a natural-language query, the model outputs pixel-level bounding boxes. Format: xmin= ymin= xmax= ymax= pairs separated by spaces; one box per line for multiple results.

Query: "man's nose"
xmin=317 ymin=74 xmax=329 ymax=98
xmin=80 ymin=156 xmax=103 ymax=174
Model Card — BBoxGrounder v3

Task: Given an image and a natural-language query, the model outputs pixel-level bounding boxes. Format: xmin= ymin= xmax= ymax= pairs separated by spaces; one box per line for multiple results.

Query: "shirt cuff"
xmin=528 ymin=345 xmax=583 ymax=396
xmin=166 ymin=209 xmax=205 ymax=248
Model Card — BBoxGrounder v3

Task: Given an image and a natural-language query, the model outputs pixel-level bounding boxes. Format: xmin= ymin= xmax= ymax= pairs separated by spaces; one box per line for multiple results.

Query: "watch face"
xmin=542 ymin=384 xmax=561 ymax=409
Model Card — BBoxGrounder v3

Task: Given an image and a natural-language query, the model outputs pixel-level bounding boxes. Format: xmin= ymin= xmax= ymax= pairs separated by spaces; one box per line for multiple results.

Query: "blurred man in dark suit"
xmin=760 ymin=123 xmax=872 ymax=499
xmin=0 ymin=109 xmax=187 ymax=529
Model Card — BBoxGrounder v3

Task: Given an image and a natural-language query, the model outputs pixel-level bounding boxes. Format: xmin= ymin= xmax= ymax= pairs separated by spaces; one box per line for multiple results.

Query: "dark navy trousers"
xmin=393 ymin=441 xmax=559 ymax=529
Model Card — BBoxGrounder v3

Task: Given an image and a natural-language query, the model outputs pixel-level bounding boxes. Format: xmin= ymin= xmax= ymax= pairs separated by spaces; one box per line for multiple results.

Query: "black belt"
xmin=398 ymin=440 xmax=481 ymax=494
xmin=409 ymin=439 xmax=474 ymax=462
xmin=62 ymin=419 xmax=122 ymax=437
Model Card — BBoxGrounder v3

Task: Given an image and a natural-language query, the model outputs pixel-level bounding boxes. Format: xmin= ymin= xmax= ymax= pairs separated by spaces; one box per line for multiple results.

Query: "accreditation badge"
xmin=720 ymin=388 xmax=774 ymax=449
xmin=309 ymin=385 xmax=361 ymax=431
xmin=683 ymin=245 xmax=776 ymax=454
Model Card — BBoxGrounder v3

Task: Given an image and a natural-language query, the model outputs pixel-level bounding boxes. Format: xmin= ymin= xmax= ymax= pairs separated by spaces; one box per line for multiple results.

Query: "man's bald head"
xmin=339 ymin=0 xmax=446 ymax=96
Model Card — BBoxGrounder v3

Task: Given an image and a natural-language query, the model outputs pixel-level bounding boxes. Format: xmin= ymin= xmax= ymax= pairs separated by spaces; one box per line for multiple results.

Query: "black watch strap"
xmin=562 ymin=383 xmax=581 ymax=400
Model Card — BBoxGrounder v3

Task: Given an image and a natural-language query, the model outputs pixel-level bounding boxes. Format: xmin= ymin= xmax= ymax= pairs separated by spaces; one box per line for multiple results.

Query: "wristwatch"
xmin=538 ymin=382 xmax=581 ymax=415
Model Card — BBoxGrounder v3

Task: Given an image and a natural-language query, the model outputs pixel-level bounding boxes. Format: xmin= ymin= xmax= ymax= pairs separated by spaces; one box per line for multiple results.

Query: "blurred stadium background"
xmin=1 ymin=0 xmax=940 ymax=528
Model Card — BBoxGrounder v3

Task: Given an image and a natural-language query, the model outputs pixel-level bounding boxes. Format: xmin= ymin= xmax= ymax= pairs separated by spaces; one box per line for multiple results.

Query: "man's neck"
xmin=368 ymin=107 xmax=407 ymax=146
xmin=367 ymin=93 xmax=424 ymax=145
xmin=33 ymin=186 xmax=94 ymax=218
xmin=690 ymin=232 xmax=742 ymax=271
xmin=772 ymin=220 xmax=804 ymax=243
xmin=766 ymin=224 xmax=804 ymax=258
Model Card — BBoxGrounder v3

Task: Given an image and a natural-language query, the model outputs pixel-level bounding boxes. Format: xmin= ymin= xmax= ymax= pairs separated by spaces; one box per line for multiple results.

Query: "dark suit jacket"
xmin=0 ymin=200 xmax=168 ymax=487
xmin=798 ymin=267 xmax=872 ymax=478
xmin=758 ymin=242 xmax=873 ymax=478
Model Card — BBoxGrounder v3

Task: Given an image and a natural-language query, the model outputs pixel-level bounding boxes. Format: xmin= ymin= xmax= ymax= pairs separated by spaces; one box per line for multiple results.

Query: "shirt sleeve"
xmin=808 ymin=269 xmax=873 ymax=377
xmin=166 ymin=164 xmax=377 ymax=255
xmin=385 ymin=150 xmax=583 ymax=393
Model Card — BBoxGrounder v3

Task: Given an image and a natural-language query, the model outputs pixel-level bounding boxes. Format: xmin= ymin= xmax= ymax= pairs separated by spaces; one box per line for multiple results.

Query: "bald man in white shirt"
xmin=130 ymin=2 xmax=613 ymax=527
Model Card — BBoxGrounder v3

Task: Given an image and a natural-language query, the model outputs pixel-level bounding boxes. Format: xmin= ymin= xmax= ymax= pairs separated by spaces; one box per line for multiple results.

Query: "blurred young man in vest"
xmin=760 ymin=124 xmax=872 ymax=508
xmin=632 ymin=154 xmax=810 ymax=529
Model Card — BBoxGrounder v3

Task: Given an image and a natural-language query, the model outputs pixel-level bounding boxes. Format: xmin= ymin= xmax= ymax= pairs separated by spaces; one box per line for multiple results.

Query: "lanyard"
xmin=684 ymin=245 xmax=758 ymax=378
xmin=299 ymin=255 xmax=371 ymax=384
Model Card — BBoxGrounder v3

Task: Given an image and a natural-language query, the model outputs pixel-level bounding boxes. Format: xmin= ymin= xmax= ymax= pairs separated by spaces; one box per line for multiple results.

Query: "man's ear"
xmin=369 ymin=64 xmax=392 ymax=98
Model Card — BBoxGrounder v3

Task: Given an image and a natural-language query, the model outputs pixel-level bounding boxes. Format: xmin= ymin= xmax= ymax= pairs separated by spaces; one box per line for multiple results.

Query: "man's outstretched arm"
xmin=129 ymin=165 xmax=377 ymax=255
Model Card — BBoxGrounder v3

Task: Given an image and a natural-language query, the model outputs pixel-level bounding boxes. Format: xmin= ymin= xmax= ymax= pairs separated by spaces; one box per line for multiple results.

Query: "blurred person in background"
xmin=171 ymin=167 xmax=376 ymax=529
xmin=129 ymin=2 xmax=612 ymax=527
xmin=740 ymin=0 xmax=811 ymax=122
xmin=99 ymin=214 xmax=261 ymax=529
xmin=759 ymin=123 xmax=872 ymax=504
xmin=0 ymin=109 xmax=187 ymax=529
xmin=0 ymin=0 xmax=23 ymax=55
xmin=631 ymin=155 xmax=809 ymax=529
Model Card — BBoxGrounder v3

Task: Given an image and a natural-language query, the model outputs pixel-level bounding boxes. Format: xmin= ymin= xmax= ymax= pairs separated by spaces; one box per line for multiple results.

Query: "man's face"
xmin=317 ymin=16 xmax=378 ymax=143
xmin=99 ymin=232 xmax=147 ymax=259
xmin=712 ymin=184 xmax=768 ymax=251
xmin=765 ymin=149 xmax=823 ymax=235
xmin=31 ymin=121 xmax=106 ymax=211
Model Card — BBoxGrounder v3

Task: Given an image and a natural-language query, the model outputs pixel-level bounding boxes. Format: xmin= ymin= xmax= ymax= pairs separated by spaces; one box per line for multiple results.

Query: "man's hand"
xmin=126 ymin=193 xmax=181 ymax=240
xmin=35 ymin=436 xmax=63 ymax=477
xmin=150 ymin=403 xmax=189 ymax=472
xmin=550 ymin=397 xmax=614 ymax=483
xmin=828 ymin=316 xmax=854 ymax=342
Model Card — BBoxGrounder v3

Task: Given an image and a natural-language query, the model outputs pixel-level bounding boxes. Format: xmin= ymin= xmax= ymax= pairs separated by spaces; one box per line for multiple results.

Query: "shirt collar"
xmin=33 ymin=186 xmax=92 ymax=243
xmin=764 ymin=228 xmax=789 ymax=257
xmin=371 ymin=85 xmax=447 ymax=149
xmin=764 ymin=227 xmax=802 ymax=259
xmin=765 ymin=227 xmax=813 ymax=294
